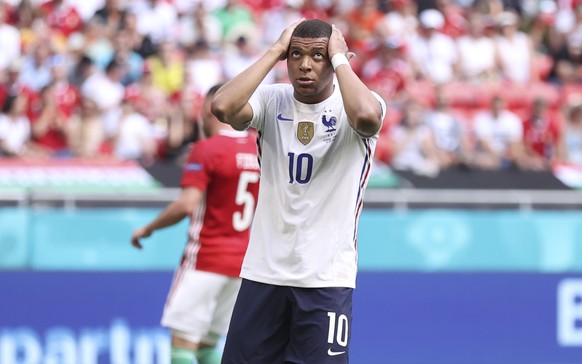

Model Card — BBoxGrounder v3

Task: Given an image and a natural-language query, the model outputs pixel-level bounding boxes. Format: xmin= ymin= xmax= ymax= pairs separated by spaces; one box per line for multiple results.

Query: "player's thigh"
xmin=161 ymin=269 xmax=228 ymax=340
xmin=222 ymin=279 xmax=291 ymax=364
xmin=286 ymin=287 xmax=353 ymax=364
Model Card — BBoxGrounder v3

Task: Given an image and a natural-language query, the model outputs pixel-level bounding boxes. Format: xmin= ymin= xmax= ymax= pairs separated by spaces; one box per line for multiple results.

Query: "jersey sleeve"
xmin=180 ymin=142 xmax=211 ymax=191
xmin=359 ymin=90 xmax=387 ymax=139
xmin=372 ymin=90 xmax=387 ymax=133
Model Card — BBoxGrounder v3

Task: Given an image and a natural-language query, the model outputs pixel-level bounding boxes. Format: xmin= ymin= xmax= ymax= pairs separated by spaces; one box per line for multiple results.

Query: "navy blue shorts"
xmin=221 ymin=279 xmax=353 ymax=364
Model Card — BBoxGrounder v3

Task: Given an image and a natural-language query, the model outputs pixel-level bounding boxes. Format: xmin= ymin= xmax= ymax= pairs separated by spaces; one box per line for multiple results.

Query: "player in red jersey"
xmin=130 ymin=84 xmax=260 ymax=364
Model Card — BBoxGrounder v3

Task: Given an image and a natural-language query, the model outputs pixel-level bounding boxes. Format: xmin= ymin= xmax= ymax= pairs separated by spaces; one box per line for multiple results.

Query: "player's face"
xmin=287 ymin=37 xmax=334 ymax=104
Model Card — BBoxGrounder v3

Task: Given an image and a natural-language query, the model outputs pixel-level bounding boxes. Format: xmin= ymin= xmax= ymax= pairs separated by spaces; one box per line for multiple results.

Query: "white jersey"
xmin=242 ymin=83 xmax=385 ymax=288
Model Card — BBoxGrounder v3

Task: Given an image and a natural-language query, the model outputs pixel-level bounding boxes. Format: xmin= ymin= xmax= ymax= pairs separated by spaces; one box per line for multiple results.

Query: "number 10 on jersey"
xmin=287 ymin=152 xmax=313 ymax=184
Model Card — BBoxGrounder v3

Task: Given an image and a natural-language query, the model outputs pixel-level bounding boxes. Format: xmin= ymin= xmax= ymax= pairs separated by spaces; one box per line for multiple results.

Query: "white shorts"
xmin=161 ymin=269 xmax=242 ymax=345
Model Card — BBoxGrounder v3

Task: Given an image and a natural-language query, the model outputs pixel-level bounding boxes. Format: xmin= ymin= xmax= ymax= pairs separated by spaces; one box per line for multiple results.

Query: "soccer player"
xmin=130 ymin=84 xmax=260 ymax=364
xmin=211 ymin=19 xmax=386 ymax=363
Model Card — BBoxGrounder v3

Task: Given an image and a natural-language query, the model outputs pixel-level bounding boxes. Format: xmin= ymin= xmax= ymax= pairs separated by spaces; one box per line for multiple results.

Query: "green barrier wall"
xmin=0 ymin=208 xmax=187 ymax=270
xmin=2 ymin=208 xmax=582 ymax=271
xmin=358 ymin=210 xmax=582 ymax=271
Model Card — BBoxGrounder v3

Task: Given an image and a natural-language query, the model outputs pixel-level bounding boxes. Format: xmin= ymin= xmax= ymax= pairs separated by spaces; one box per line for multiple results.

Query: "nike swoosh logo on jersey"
xmin=277 ymin=114 xmax=293 ymax=121
xmin=327 ymin=349 xmax=346 ymax=356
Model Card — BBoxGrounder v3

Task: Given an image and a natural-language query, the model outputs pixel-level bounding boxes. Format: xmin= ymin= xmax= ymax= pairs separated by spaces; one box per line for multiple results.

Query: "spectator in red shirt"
xmin=300 ymin=0 xmax=336 ymax=23
xmin=522 ymin=97 xmax=562 ymax=170
xmin=361 ymin=37 xmax=411 ymax=104
xmin=50 ymin=55 xmax=80 ymax=119
xmin=40 ymin=0 xmax=83 ymax=38
xmin=31 ymin=83 xmax=72 ymax=157
xmin=0 ymin=60 xmax=40 ymax=122
xmin=435 ymin=0 xmax=467 ymax=38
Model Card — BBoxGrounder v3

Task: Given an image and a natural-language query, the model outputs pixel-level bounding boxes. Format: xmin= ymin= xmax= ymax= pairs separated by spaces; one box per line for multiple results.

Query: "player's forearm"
xmin=145 ymin=200 xmax=190 ymax=233
xmin=335 ymin=65 xmax=383 ymax=137
xmin=212 ymin=47 xmax=283 ymax=128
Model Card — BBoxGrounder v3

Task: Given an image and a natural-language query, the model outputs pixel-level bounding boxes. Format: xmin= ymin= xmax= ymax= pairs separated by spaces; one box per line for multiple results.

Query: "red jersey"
xmin=40 ymin=1 xmax=83 ymax=38
xmin=54 ymin=82 xmax=80 ymax=118
xmin=523 ymin=115 xmax=561 ymax=158
xmin=0 ymin=83 xmax=39 ymax=121
xmin=180 ymin=130 xmax=260 ymax=277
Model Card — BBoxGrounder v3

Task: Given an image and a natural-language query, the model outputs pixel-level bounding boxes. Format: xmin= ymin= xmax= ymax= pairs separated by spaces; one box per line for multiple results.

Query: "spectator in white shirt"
xmin=260 ymin=0 xmax=303 ymax=49
xmin=112 ymin=99 xmax=156 ymax=163
xmin=176 ymin=3 xmax=222 ymax=50
xmin=129 ymin=0 xmax=178 ymax=45
xmin=0 ymin=93 xmax=42 ymax=157
xmin=390 ymin=99 xmax=441 ymax=176
xmin=81 ymin=59 xmax=125 ymax=136
xmin=18 ymin=41 xmax=53 ymax=92
xmin=222 ymin=30 xmax=275 ymax=84
xmin=0 ymin=5 xmax=21 ymax=71
xmin=409 ymin=9 xmax=458 ymax=84
xmin=472 ymin=95 xmax=525 ymax=169
xmin=383 ymin=0 xmax=418 ymax=42
xmin=494 ymin=11 xmax=537 ymax=84
xmin=456 ymin=12 xmax=498 ymax=81
xmin=425 ymin=87 xmax=472 ymax=168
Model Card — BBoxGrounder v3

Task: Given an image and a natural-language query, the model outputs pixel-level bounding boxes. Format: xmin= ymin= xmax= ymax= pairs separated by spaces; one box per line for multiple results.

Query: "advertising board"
xmin=2 ymin=272 xmax=582 ymax=364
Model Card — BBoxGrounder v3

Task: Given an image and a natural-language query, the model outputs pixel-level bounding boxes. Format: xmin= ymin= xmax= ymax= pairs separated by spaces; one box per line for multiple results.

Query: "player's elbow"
xmin=172 ymin=199 xmax=190 ymax=217
xmin=210 ymin=98 xmax=229 ymax=124
xmin=353 ymin=111 xmax=382 ymax=138
xmin=211 ymin=98 xmax=249 ymax=130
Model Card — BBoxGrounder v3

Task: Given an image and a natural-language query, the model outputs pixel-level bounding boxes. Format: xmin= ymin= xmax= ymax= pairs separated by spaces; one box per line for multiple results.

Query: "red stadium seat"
xmin=497 ymin=83 xmax=529 ymax=110
xmin=441 ymin=82 xmax=476 ymax=108
xmin=525 ymin=82 xmax=560 ymax=109
xmin=473 ymin=82 xmax=502 ymax=108
xmin=405 ymin=80 xmax=436 ymax=107
xmin=383 ymin=106 xmax=402 ymax=127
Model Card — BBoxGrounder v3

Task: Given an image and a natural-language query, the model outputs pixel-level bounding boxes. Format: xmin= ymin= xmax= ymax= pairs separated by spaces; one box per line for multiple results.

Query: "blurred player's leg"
xmin=171 ymin=344 xmax=198 ymax=364
xmin=198 ymin=277 xmax=241 ymax=364
xmin=196 ymin=346 xmax=221 ymax=364
xmin=163 ymin=270 xmax=233 ymax=364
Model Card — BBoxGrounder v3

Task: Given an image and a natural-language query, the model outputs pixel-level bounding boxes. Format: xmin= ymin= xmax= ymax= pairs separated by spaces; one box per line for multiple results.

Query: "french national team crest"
xmin=297 ymin=122 xmax=314 ymax=145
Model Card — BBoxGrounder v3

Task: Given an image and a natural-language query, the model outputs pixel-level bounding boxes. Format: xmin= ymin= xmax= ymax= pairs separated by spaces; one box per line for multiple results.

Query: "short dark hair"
xmin=291 ymin=19 xmax=332 ymax=39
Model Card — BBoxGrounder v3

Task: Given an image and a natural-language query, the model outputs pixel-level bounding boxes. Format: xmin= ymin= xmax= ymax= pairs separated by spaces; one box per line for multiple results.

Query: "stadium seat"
xmin=441 ymin=82 xmax=476 ymax=108
xmin=405 ymin=80 xmax=436 ymax=107
xmin=383 ymin=106 xmax=403 ymax=128
xmin=497 ymin=83 xmax=529 ymax=110
xmin=525 ymin=82 xmax=560 ymax=109
xmin=473 ymin=82 xmax=502 ymax=108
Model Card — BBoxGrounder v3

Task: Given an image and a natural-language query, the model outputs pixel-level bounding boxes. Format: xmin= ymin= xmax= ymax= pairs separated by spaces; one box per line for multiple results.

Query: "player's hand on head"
xmin=328 ymin=24 xmax=353 ymax=61
xmin=274 ymin=18 xmax=305 ymax=60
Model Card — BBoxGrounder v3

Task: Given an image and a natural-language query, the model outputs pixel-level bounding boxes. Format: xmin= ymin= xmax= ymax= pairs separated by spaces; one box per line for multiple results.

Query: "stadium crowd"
xmin=0 ymin=0 xmax=582 ymax=176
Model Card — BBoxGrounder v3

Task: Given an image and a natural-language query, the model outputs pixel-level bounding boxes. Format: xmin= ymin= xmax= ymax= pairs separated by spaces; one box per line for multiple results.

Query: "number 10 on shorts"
xmin=327 ymin=312 xmax=349 ymax=347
